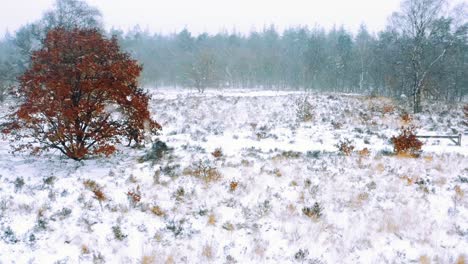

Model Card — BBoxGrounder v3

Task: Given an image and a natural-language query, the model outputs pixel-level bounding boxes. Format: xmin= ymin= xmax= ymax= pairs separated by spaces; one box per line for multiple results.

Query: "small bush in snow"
xmin=83 ymin=179 xmax=98 ymax=190
xmin=14 ymin=177 xmax=25 ymax=192
xmin=302 ymin=202 xmax=322 ymax=219
xmin=391 ymin=126 xmax=423 ymax=157
xmin=150 ymin=205 xmax=165 ymax=217
xmin=336 ymin=138 xmax=355 ymax=156
xmin=81 ymin=245 xmax=90 ymax=255
xmin=400 ymin=112 xmax=412 ymax=124
xmin=43 ymin=175 xmax=56 ymax=186
xmin=50 ymin=207 xmax=72 ymax=221
xmin=183 ymin=160 xmax=221 ymax=183
xmin=295 ymin=96 xmax=314 ymax=122
xmin=207 ymin=214 xmax=216 ymax=225
xmin=141 ymin=255 xmax=156 ymax=264
xmin=279 ymin=150 xmax=302 ymax=159
xmin=83 ymin=179 xmax=107 ymax=205
xmin=229 ymin=181 xmax=238 ymax=192
xmin=358 ymin=148 xmax=370 ymax=157
xmin=2 ymin=227 xmax=18 ymax=244
xmin=127 ymin=185 xmax=141 ymax=206
xmin=294 ymin=249 xmax=309 ymax=261
xmin=165 ymin=218 xmax=193 ymax=238
xmin=306 ymin=150 xmax=321 ymax=159
xmin=202 ymin=243 xmax=215 ymax=259
xmin=92 ymin=187 xmax=106 ymax=203
xmin=175 ymin=186 xmax=185 ymax=201
xmin=140 ymin=140 xmax=170 ymax=164
xmin=331 ymin=120 xmax=343 ymax=129
xmin=35 ymin=218 xmax=48 ymax=231
xmin=211 ymin=147 xmax=223 ymax=159
xmin=112 ymin=225 xmax=127 ymax=241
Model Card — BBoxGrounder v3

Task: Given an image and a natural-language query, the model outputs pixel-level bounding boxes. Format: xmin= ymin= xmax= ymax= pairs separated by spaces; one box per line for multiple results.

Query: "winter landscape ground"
xmin=0 ymin=88 xmax=467 ymax=263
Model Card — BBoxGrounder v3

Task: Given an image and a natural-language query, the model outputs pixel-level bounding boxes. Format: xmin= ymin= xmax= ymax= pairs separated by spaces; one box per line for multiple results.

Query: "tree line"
xmin=0 ymin=0 xmax=466 ymax=113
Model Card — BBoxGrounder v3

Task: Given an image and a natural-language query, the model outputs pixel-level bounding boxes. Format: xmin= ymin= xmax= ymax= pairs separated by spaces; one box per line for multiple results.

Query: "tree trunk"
xmin=413 ymin=87 xmax=422 ymax=113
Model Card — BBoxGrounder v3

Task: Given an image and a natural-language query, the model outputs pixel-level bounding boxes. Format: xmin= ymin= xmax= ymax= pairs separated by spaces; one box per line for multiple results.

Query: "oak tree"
xmin=5 ymin=28 xmax=161 ymax=160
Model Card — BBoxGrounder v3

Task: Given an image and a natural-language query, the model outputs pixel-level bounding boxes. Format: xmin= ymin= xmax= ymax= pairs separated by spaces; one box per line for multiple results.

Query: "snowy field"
xmin=0 ymin=88 xmax=467 ymax=263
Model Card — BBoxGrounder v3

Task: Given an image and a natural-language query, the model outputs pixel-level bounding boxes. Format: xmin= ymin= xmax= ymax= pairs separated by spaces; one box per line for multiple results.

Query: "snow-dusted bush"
xmin=139 ymin=140 xmax=170 ymax=164
xmin=336 ymin=138 xmax=355 ymax=156
xmin=295 ymin=96 xmax=314 ymax=122
xmin=391 ymin=126 xmax=423 ymax=156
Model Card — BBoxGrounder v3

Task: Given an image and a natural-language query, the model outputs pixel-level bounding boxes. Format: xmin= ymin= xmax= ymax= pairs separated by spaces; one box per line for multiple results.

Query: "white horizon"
xmin=0 ymin=0 xmax=408 ymax=37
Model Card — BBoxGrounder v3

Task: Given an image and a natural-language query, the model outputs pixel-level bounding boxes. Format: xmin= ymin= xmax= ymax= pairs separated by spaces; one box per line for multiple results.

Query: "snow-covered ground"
xmin=0 ymin=88 xmax=467 ymax=263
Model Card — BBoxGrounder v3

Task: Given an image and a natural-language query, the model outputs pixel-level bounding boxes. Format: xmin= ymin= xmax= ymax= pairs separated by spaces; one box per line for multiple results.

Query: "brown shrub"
xmin=229 ymin=181 xmax=238 ymax=192
xmin=358 ymin=148 xmax=370 ymax=157
xmin=184 ymin=160 xmax=221 ymax=183
xmin=211 ymin=148 xmax=223 ymax=158
xmin=93 ymin=188 xmax=107 ymax=202
xmin=391 ymin=126 xmax=423 ymax=156
xmin=83 ymin=179 xmax=106 ymax=202
xmin=400 ymin=112 xmax=412 ymax=124
xmin=207 ymin=214 xmax=216 ymax=225
xmin=127 ymin=185 xmax=141 ymax=205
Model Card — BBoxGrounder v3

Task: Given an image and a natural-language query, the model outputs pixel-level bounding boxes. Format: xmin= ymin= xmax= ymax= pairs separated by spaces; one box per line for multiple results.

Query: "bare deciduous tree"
xmin=391 ymin=0 xmax=448 ymax=113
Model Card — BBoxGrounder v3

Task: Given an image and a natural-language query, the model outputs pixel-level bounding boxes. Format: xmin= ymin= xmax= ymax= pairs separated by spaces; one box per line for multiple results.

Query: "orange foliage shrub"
xmin=391 ymin=126 xmax=423 ymax=156
xmin=3 ymin=28 xmax=161 ymax=160
xmin=229 ymin=181 xmax=238 ymax=191
xmin=400 ymin=112 xmax=412 ymax=124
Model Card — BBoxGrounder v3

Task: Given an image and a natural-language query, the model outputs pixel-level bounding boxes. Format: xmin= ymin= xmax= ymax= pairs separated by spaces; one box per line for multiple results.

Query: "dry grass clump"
xmin=419 ymin=255 xmax=430 ymax=264
xmin=454 ymin=185 xmax=464 ymax=201
xmin=83 ymin=179 xmax=107 ymax=202
xmin=81 ymin=244 xmax=90 ymax=255
xmin=400 ymin=112 xmax=412 ymax=124
xmin=83 ymin=179 xmax=98 ymax=190
xmin=165 ymin=255 xmax=175 ymax=264
xmin=184 ymin=160 xmax=222 ymax=183
xmin=207 ymin=213 xmax=216 ymax=225
xmin=202 ymin=244 xmax=214 ymax=259
xmin=141 ymin=254 xmax=156 ymax=264
xmin=93 ymin=188 xmax=106 ymax=202
xmin=229 ymin=181 xmax=238 ymax=192
xmin=358 ymin=148 xmax=370 ymax=157
xmin=151 ymin=205 xmax=165 ymax=216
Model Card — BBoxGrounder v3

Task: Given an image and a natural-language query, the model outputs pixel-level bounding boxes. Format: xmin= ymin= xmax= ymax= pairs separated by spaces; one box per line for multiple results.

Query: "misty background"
xmin=0 ymin=0 xmax=467 ymax=110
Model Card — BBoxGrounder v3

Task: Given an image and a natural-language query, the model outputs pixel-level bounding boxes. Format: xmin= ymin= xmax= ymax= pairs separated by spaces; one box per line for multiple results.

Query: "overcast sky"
xmin=1 ymin=0 xmax=404 ymax=36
